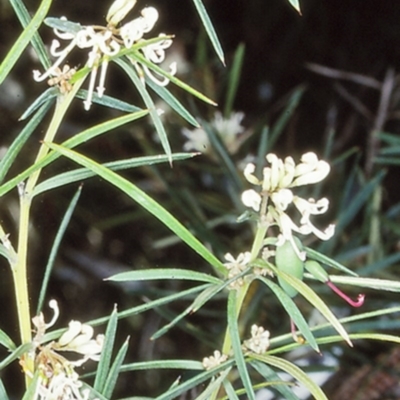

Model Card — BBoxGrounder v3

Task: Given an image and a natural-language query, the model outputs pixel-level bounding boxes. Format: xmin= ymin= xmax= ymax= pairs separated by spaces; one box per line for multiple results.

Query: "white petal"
xmin=241 ymin=189 xmax=261 ymax=212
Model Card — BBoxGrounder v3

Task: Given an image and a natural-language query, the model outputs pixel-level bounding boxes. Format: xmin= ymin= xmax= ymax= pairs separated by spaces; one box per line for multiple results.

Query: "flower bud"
xmin=275 ymin=237 xmax=304 ymax=297
xmin=107 ymin=0 xmax=136 ymax=26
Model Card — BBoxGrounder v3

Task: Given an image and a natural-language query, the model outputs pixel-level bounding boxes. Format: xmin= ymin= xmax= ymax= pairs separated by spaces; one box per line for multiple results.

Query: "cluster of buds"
xmin=33 ymin=0 xmax=176 ymax=110
xmin=223 ymin=251 xmax=251 ymax=289
xmin=242 ymin=324 xmax=270 ymax=354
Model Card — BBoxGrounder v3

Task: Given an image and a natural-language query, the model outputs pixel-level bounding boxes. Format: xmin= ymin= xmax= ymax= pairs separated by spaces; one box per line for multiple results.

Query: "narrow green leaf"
xmin=0 ymin=110 xmax=148 ymax=197
xmin=0 ymin=329 xmax=16 ymax=351
xmin=44 ymin=143 xmax=226 ymax=275
xmin=269 ymin=85 xmax=306 ymax=149
xmin=336 ymin=170 xmax=385 ymax=236
xmin=44 ymin=16 xmax=83 ymax=34
xmin=327 ymin=275 xmax=400 ymax=292
xmin=0 ymin=0 xmax=52 ymax=85
xmin=154 ymin=361 xmax=233 ymax=400
xmin=146 ymin=78 xmax=199 ymax=127
xmin=305 ymin=247 xmax=358 ymax=277
xmin=253 ymin=354 xmax=328 ymax=400
xmin=120 ymin=359 xmax=203 ymax=372
xmin=271 ymin=266 xmax=352 ymax=346
xmin=0 ymin=379 xmax=9 ymax=400
xmin=126 ymin=51 xmax=217 ymax=105
xmin=94 ymin=306 xmax=118 ymax=394
xmin=250 ymin=361 xmax=300 ymax=400
xmin=192 ymin=0 xmax=225 ymax=64
xmin=0 ymin=343 xmax=32 ymax=370
xmin=10 ymin=0 xmax=51 ymax=69
xmin=0 ymin=102 xmax=52 ymax=184
xmin=108 ymin=268 xmax=221 ymax=284
xmin=257 ymin=277 xmax=319 ymax=352
xmin=150 ymin=282 xmax=224 ymax=340
xmin=228 ymin=290 xmax=256 ymax=400
xmin=36 ymin=186 xmax=82 ymax=314
xmin=76 ymin=89 xmax=143 ymax=113
xmin=34 ymin=153 xmax=196 ymax=196
xmin=22 ymin=371 xmax=40 ymax=400
xmin=102 ymin=337 xmax=129 ymax=398
xmin=19 ymin=87 xmax=57 ymax=121
xmin=224 ymin=43 xmax=245 ymax=117
xmin=115 ymin=58 xmax=172 ymax=163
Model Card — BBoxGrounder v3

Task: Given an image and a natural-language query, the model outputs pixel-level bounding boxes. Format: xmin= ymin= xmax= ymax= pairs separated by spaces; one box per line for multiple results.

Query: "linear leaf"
xmin=257 ymin=277 xmax=319 ymax=352
xmin=44 ymin=143 xmax=226 ymax=275
xmin=108 ymin=268 xmax=221 ymax=284
xmin=115 ymin=57 xmax=172 ymax=163
xmin=192 ymin=0 xmax=225 ymax=64
xmin=102 ymin=337 xmax=129 ymax=398
xmin=36 ymin=186 xmax=82 ymax=314
xmin=0 ymin=110 xmax=148 ymax=197
xmin=253 ymin=354 xmax=328 ymax=400
xmin=0 ymin=0 xmax=51 ymax=85
xmin=228 ymin=290 xmax=255 ymax=400
xmin=94 ymin=306 xmax=118 ymax=394
xmin=34 ymin=153 xmax=196 ymax=196
xmin=0 ymin=102 xmax=52 ymax=184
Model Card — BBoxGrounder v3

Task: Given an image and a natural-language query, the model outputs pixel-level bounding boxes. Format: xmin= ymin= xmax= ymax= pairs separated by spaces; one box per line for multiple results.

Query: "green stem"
xmin=11 ymin=75 xmax=86 ymax=389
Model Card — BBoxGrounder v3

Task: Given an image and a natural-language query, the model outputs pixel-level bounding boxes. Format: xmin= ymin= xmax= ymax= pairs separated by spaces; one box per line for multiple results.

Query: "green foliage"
xmin=0 ymin=0 xmax=400 ymax=398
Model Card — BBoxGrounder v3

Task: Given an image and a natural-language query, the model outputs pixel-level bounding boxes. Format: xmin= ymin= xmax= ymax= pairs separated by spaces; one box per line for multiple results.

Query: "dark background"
xmin=1 ymin=0 xmax=400 ymax=398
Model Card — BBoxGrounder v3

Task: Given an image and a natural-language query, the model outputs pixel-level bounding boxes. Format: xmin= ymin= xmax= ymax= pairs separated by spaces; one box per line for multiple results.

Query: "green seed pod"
xmin=275 ymin=238 xmax=304 ymax=297
xmin=304 ymin=260 xmax=329 ymax=283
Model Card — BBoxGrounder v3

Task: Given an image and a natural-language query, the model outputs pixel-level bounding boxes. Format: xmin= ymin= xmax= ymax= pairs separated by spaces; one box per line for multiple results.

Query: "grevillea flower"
xmin=223 ymin=251 xmax=252 ymax=289
xmin=182 ymin=111 xmax=249 ymax=155
xmin=243 ymin=324 xmax=270 ymax=354
xmin=241 ymin=152 xmax=335 ymax=260
xmin=33 ymin=0 xmax=176 ymax=110
xmin=23 ymin=300 xmax=103 ymax=400
xmin=202 ymin=350 xmax=228 ymax=370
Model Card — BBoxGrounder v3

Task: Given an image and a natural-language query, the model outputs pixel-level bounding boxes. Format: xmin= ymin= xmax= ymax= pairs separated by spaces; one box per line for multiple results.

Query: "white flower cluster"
xmin=182 ymin=111 xmax=248 ymax=155
xmin=202 ymin=350 xmax=228 ymax=370
xmin=241 ymin=152 xmax=335 ymax=260
xmin=25 ymin=300 xmax=104 ymax=400
xmin=33 ymin=0 xmax=176 ymax=110
xmin=243 ymin=324 xmax=270 ymax=354
xmin=223 ymin=251 xmax=251 ymax=289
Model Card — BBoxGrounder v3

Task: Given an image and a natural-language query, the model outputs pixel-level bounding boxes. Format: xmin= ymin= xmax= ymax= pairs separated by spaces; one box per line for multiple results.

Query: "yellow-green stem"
xmin=12 ymin=75 xmax=86 ymax=389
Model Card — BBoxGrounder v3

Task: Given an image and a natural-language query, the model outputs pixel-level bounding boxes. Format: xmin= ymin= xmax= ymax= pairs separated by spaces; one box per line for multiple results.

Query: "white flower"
xmin=181 ymin=111 xmax=248 ymax=155
xmin=241 ymin=152 xmax=335 ymax=260
xmin=224 ymin=252 xmax=251 ymax=289
xmin=33 ymin=4 xmax=174 ymax=110
xmin=56 ymin=320 xmax=104 ymax=364
xmin=25 ymin=301 xmax=103 ymax=400
xmin=243 ymin=324 xmax=270 ymax=354
xmin=202 ymin=350 xmax=228 ymax=370
xmin=181 ymin=126 xmax=209 ymax=152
